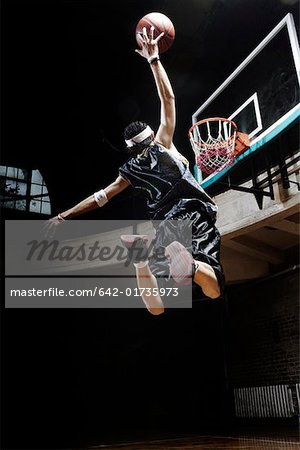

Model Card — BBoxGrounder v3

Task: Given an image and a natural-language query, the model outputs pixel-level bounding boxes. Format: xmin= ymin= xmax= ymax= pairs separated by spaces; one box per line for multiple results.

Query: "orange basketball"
xmin=136 ymin=12 xmax=175 ymax=54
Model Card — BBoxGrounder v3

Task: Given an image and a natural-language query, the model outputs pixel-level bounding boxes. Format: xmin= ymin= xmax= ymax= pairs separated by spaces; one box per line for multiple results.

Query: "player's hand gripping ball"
xmin=136 ymin=12 xmax=175 ymax=53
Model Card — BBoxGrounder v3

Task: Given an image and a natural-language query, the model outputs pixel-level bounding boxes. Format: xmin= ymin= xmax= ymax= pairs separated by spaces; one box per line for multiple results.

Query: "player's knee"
xmin=203 ymin=284 xmax=221 ymax=300
xmin=148 ymin=307 xmax=165 ymax=316
xmin=210 ymin=290 xmax=221 ymax=300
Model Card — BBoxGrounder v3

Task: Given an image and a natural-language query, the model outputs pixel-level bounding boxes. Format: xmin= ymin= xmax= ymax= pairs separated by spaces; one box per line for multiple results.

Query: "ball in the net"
xmin=136 ymin=12 xmax=175 ymax=54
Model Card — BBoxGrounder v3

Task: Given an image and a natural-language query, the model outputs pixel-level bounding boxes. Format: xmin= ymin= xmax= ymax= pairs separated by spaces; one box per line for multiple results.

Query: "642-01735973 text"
xmin=9 ymin=287 xmax=179 ymax=298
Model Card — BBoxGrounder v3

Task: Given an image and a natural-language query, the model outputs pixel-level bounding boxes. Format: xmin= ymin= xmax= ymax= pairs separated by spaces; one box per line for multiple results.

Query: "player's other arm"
xmin=150 ymin=59 xmax=176 ymax=150
xmin=135 ymin=27 xmax=176 ymax=150
xmin=50 ymin=176 xmax=129 ymax=221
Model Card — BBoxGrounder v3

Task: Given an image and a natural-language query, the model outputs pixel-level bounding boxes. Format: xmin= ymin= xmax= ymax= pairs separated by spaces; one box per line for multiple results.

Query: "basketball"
xmin=136 ymin=12 xmax=175 ymax=54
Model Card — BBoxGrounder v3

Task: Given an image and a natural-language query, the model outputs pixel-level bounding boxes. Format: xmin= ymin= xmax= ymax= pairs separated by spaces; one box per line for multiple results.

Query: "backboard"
xmin=191 ymin=13 xmax=300 ymax=187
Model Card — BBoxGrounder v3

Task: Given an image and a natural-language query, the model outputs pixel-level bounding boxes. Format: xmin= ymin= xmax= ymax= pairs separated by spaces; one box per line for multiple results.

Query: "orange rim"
xmin=188 ymin=117 xmax=238 ymax=140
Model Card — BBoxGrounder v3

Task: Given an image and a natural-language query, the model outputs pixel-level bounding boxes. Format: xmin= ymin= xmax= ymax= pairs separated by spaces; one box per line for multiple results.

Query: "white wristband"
xmin=148 ymin=55 xmax=159 ymax=64
xmin=93 ymin=189 xmax=108 ymax=207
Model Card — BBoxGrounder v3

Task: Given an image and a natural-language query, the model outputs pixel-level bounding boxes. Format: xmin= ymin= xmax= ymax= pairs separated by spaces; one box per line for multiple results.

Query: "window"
xmin=0 ymin=166 xmax=51 ymax=215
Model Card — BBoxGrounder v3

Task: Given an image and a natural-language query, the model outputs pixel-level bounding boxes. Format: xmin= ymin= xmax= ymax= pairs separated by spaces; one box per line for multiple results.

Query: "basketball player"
xmin=48 ymin=27 xmax=225 ymax=315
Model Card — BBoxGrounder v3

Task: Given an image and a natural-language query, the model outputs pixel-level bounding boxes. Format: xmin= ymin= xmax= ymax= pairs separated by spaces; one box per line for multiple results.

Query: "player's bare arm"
xmin=151 ymin=59 xmax=176 ymax=151
xmin=49 ymin=175 xmax=129 ymax=222
xmin=135 ymin=26 xmax=188 ymax=166
xmin=135 ymin=27 xmax=176 ymax=150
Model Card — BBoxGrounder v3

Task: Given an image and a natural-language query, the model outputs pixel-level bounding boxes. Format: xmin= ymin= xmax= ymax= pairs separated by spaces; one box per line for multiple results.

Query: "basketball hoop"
xmin=188 ymin=117 xmax=238 ymax=175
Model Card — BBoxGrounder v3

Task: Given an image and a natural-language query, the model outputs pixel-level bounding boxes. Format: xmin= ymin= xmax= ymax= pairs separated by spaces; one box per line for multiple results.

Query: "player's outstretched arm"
xmin=135 ymin=26 xmax=175 ymax=150
xmin=49 ymin=175 xmax=129 ymax=222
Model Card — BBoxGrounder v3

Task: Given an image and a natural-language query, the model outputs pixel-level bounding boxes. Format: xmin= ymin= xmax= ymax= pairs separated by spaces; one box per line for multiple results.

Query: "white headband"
xmin=125 ymin=125 xmax=153 ymax=147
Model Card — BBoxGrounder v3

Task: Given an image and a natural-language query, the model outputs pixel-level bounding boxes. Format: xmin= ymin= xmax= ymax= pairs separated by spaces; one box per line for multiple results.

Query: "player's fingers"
xmin=135 ymin=49 xmax=143 ymax=56
xmin=46 ymin=229 xmax=55 ymax=240
xmin=137 ymin=32 xmax=146 ymax=44
xmin=41 ymin=220 xmax=49 ymax=230
xmin=136 ymin=33 xmax=145 ymax=49
xmin=43 ymin=223 xmax=53 ymax=239
xmin=150 ymin=26 xmax=154 ymax=41
xmin=142 ymin=26 xmax=149 ymax=42
xmin=153 ymin=31 xmax=164 ymax=44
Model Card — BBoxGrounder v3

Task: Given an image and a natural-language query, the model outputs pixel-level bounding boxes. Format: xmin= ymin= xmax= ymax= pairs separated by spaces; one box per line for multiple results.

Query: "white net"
xmin=189 ymin=118 xmax=237 ymax=174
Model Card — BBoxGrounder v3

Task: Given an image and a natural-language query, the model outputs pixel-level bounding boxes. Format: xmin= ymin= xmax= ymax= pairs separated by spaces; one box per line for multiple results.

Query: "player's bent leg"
xmin=135 ymin=263 xmax=165 ymax=315
xmin=165 ymin=241 xmax=221 ymax=298
xmin=193 ymin=261 xmax=221 ymax=299
xmin=120 ymin=234 xmax=165 ymax=315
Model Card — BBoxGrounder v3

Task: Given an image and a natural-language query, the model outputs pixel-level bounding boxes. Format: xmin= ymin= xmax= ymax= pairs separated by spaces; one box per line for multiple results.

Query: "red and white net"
xmin=189 ymin=118 xmax=237 ymax=174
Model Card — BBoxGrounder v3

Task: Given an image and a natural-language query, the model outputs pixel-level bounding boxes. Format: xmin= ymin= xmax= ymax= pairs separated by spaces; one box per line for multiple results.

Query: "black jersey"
xmin=119 ymin=143 xmax=214 ymax=219
xmin=119 ymin=143 xmax=224 ymax=296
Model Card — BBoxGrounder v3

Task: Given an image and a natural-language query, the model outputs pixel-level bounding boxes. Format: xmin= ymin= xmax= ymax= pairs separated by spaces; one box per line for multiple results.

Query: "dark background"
xmin=2 ymin=0 xmax=299 ymax=216
xmin=1 ymin=1 xmax=299 ymax=448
